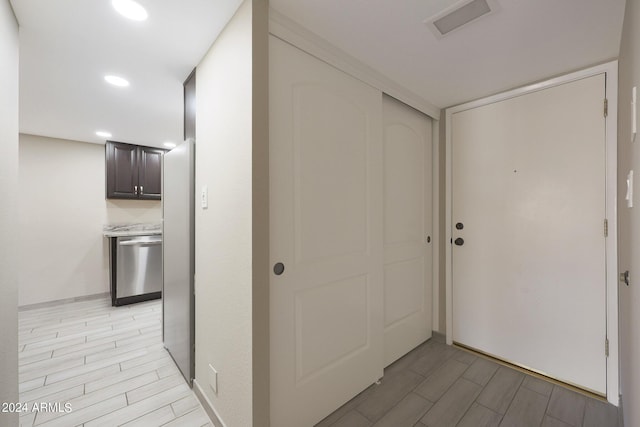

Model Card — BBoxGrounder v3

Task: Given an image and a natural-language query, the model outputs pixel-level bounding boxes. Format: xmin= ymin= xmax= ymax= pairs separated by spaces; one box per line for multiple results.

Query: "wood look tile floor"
xmin=18 ymin=297 xmax=212 ymax=427
xmin=316 ymin=336 xmax=621 ymax=427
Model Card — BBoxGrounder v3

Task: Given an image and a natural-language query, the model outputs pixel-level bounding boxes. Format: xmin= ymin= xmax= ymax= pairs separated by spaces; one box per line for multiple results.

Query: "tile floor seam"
xmin=125 ymin=374 xmax=184 ymax=403
xmin=522 ymin=383 xmax=552 ymax=399
xmin=545 ymin=412 xmax=568 ymax=426
xmin=502 ymin=375 xmax=526 ymax=414
xmin=89 ymin=370 xmax=162 ymax=397
xmin=475 ymin=360 xmax=501 ymax=387
xmin=117 ymin=404 xmax=175 ymax=427
xmin=123 ymin=400 xmax=171 ymax=426
xmin=452 ymin=399 xmax=478 ymax=427
xmin=578 ymin=399 xmax=587 ymax=427
xmin=75 ymin=395 xmax=128 ymax=427
xmin=473 ymin=399 xmax=504 ymax=419
xmin=22 ymin=380 xmax=83 ymax=400
xmin=417 ymin=364 xmax=461 ymax=405
xmin=365 ymin=388 xmax=427 ymax=425
xmin=542 ymin=385 xmax=555 ymax=422
xmin=45 ymin=361 xmax=122 ymax=387
xmin=354 ymin=400 xmax=376 ymax=423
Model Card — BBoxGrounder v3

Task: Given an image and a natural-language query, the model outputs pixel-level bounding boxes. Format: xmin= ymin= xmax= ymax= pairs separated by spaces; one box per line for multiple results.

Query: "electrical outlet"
xmin=208 ymin=364 xmax=218 ymax=394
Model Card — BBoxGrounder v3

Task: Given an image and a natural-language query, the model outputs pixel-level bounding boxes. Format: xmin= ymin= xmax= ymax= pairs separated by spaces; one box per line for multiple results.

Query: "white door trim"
xmin=445 ymin=61 xmax=619 ymax=405
xmin=432 ymin=119 xmax=441 ymax=332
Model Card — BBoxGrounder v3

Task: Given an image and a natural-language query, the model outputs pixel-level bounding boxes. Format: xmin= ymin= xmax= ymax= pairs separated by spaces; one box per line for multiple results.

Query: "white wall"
xmin=193 ymin=0 xmax=269 ymax=425
xmin=618 ymin=0 xmax=639 ymax=425
xmin=0 ymin=0 xmax=19 ymax=424
xmin=18 ymin=134 xmax=161 ymax=306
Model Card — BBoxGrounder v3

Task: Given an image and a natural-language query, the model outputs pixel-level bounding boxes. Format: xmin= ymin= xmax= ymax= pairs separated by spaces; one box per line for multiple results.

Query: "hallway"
xmin=316 ymin=335 xmax=620 ymax=427
xmin=18 ymin=298 xmax=211 ymax=426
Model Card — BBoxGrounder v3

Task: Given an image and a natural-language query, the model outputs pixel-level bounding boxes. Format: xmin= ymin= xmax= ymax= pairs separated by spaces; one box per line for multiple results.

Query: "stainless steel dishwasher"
xmin=113 ymin=235 xmax=162 ymax=306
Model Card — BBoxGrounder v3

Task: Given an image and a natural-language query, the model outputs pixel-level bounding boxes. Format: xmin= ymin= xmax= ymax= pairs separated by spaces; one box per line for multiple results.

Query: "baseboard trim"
xmin=19 ymin=292 xmax=110 ymax=311
xmin=193 ymin=378 xmax=227 ymax=427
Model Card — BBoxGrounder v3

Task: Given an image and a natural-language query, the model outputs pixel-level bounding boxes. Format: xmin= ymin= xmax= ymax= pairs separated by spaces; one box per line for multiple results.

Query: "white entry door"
xmin=451 ymin=74 xmax=607 ymax=394
xmin=269 ymin=36 xmax=384 ymax=427
xmin=382 ymin=95 xmax=433 ymax=366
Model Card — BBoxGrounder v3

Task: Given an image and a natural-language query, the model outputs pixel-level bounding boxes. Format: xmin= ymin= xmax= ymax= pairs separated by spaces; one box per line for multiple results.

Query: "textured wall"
xmin=617 ymin=0 xmax=639 ymax=425
xmin=194 ymin=1 xmax=258 ymax=425
xmin=0 ymin=1 xmax=19 ymax=424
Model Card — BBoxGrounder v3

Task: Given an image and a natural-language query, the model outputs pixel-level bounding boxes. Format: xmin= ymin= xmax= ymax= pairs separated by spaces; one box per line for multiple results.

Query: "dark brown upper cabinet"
xmin=106 ymin=141 xmax=166 ymax=200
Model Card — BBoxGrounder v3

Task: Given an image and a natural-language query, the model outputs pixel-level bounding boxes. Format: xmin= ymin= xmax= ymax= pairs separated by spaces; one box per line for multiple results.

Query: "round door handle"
xmin=454 ymin=238 xmax=465 ymax=246
xmin=273 ymin=262 xmax=285 ymax=275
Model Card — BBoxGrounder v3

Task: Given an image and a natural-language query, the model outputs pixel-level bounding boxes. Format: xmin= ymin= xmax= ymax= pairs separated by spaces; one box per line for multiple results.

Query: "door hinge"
xmin=604 ymin=99 xmax=608 ymax=117
xmin=604 ymin=219 xmax=608 ymax=237
xmin=605 ymin=337 xmax=609 ymax=357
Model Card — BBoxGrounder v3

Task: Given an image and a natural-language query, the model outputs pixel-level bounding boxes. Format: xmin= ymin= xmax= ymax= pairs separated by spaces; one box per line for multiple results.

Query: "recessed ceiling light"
xmin=112 ymin=0 xmax=148 ymax=21
xmin=163 ymin=142 xmax=177 ymax=148
xmin=104 ymin=75 xmax=130 ymax=87
xmin=96 ymin=131 xmax=112 ymax=138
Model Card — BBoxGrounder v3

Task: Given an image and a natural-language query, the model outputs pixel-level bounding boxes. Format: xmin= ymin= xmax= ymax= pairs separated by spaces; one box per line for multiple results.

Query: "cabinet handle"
xmin=134 ymin=185 xmax=138 ymax=195
xmin=140 ymin=186 xmax=144 ymax=195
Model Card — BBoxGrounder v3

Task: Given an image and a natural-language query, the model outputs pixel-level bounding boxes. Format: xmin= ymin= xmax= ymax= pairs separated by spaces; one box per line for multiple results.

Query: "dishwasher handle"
xmin=119 ymin=239 xmax=162 ymax=247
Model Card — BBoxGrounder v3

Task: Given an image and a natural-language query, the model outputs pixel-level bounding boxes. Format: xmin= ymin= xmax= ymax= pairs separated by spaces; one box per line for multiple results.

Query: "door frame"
xmin=445 ymin=61 xmax=619 ymax=405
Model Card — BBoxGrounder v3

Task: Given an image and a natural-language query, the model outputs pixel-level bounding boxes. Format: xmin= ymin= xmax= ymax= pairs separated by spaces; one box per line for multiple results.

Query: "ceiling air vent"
xmin=425 ymin=0 xmax=498 ymax=38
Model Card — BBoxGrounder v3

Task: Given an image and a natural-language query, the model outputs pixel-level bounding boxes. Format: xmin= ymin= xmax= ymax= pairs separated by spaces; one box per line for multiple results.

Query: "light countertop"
xmin=103 ymin=223 xmax=162 ymax=237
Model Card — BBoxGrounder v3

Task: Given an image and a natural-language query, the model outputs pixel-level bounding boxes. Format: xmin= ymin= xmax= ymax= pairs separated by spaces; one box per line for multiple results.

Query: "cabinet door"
xmin=106 ymin=141 xmax=138 ymax=199
xmin=138 ymin=147 xmax=164 ymax=199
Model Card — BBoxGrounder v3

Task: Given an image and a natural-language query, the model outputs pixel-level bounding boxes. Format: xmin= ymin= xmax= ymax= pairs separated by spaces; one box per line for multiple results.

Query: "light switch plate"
xmin=208 ymin=364 xmax=218 ymax=394
xmin=201 ymin=185 xmax=208 ymax=209
xmin=627 ymin=170 xmax=634 ymax=208
xmin=633 ymin=87 xmax=637 ymax=139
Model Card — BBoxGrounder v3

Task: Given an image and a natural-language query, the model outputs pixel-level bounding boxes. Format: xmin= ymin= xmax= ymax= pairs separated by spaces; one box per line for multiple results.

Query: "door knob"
xmin=273 ymin=262 xmax=285 ymax=275
xmin=454 ymin=238 xmax=464 ymax=246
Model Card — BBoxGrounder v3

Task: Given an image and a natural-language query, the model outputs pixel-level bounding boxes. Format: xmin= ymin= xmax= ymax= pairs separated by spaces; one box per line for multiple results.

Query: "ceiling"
xmin=12 ymin=0 xmax=242 ymax=148
xmin=12 ymin=0 xmax=627 ymax=148
xmin=271 ymin=0 xmax=626 ymax=109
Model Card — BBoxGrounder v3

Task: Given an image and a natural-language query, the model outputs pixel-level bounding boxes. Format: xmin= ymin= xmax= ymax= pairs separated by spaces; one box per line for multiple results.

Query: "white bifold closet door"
xmin=382 ymin=95 xmax=433 ymax=366
xmin=269 ymin=36 xmax=384 ymax=427
xmin=451 ymin=74 xmax=607 ymax=394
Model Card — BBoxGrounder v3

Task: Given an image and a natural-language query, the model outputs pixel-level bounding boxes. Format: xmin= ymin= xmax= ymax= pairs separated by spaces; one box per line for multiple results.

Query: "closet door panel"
xmin=269 ymin=36 xmax=384 ymax=427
